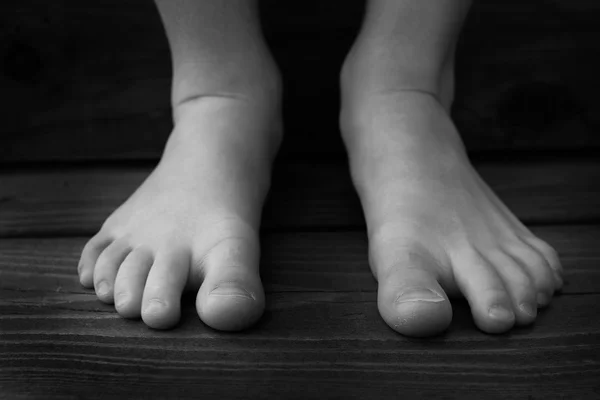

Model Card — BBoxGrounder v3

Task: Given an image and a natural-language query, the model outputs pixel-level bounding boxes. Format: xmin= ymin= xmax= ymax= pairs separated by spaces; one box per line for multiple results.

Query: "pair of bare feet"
xmin=75 ymin=0 xmax=562 ymax=339
xmin=76 ymin=72 xmax=563 ymax=337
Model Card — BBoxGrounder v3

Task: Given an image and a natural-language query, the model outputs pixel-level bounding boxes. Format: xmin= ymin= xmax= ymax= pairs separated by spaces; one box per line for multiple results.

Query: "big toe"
xmin=196 ymin=237 xmax=265 ymax=331
xmin=376 ymin=252 xmax=452 ymax=337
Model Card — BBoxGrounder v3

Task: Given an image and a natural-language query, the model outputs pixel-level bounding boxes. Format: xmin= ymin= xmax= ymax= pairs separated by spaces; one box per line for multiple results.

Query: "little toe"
xmin=78 ymin=234 xmax=112 ymax=288
xmin=453 ymin=248 xmax=516 ymax=334
xmin=196 ymin=237 xmax=265 ymax=332
xmin=485 ymin=250 xmax=538 ymax=326
xmin=521 ymin=235 xmax=564 ymax=291
xmin=92 ymin=239 xmax=132 ymax=304
xmin=504 ymin=242 xmax=557 ymax=307
xmin=522 ymin=235 xmax=564 ymax=275
xmin=114 ymin=248 xmax=154 ymax=319
xmin=141 ymin=247 xmax=190 ymax=329
xmin=376 ymin=251 xmax=452 ymax=338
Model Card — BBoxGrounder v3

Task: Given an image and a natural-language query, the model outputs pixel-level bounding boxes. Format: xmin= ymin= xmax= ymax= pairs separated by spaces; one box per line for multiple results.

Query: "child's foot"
xmin=78 ymin=96 xmax=281 ymax=331
xmin=340 ymin=91 xmax=564 ymax=337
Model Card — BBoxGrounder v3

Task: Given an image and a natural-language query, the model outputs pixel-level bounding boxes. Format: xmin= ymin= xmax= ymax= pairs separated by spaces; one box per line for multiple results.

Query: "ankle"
xmin=171 ymin=56 xmax=283 ymax=148
xmin=171 ymin=54 xmax=283 ymax=114
xmin=340 ymin=41 xmax=454 ymax=116
xmin=339 ymin=90 xmax=468 ymax=179
xmin=168 ymin=93 xmax=283 ymax=170
xmin=340 ymin=49 xmax=455 ymax=150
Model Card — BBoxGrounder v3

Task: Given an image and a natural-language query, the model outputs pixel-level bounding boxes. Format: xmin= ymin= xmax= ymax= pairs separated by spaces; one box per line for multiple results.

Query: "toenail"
xmin=115 ymin=293 xmax=128 ymax=308
xmin=394 ymin=287 xmax=445 ymax=304
xmin=97 ymin=281 xmax=110 ymax=297
xmin=488 ymin=305 xmax=515 ymax=321
xmin=519 ymin=302 xmax=536 ymax=317
xmin=537 ymin=292 xmax=550 ymax=306
xmin=144 ymin=299 xmax=167 ymax=314
xmin=209 ymin=282 xmax=255 ymax=300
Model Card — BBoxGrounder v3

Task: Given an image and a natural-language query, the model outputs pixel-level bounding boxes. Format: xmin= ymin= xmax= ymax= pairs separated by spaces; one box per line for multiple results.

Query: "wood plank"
xmin=5 ymin=289 xmax=599 ymax=339
xmin=1 ymin=229 xmax=600 ymax=395
xmin=1 ymin=292 xmax=599 ymax=399
xmin=1 ymin=0 xmax=600 ymax=162
xmin=0 ymin=225 xmax=598 ymax=296
xmin=0 ymin=158 xmax=599 ymax=236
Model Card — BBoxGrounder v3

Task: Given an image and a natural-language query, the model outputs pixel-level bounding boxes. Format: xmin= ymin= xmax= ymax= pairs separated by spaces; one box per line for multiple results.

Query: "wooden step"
xmin=1 ymin=158 xmax=599 ymax=236
xmin=1 ymin=293 xmax=599 ymax=398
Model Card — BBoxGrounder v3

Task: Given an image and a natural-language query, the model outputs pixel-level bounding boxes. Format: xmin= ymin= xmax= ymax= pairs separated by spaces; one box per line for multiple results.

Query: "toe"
xmin=504 ymin=241 xmax=557 ymax=307
xmin=453 ymin=247 xmax=516 ymax=334
xmin=521 ymin=235 xmax=564 ymax=289
xmin=485 ymin=250 xmax=537 ymax=326
xmin=78 ymin=234 xmax=112 ymax=288
xmin=375 ymin=250 xmax=452 ymax=338
xmin=114 ymin=248 xmax=154 ymax=319
xmin=196 ymin=237 xmax=265 ymax=332
xmin=92 ymin=239 xmax=132 ymax=303
xmin=141 ymin=247 xmax=190 ymax=329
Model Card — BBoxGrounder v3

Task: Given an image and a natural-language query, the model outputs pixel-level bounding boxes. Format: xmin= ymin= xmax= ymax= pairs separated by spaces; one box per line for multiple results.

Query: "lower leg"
xmin=156 ymin=0 xmax=280 ymax=103
xmin=154 ymin=0 xmax=283 ymax=170
xmin=340 ymin=0 xmax=467 ymax=111
xmin=340 ymin=0 xmax=563 ymax=337
xmin=78 ymin=0 xmax=281 ymax=331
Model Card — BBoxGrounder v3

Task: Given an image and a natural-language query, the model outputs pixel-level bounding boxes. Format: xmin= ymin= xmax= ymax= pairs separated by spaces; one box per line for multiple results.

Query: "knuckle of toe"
xmin=515 ymin=270 xmax=534 ymax=290
xmin=532 ymin=272 xmax=555 ymax=292
xmin=545 ymin=247 xmax=561 ymax=265
xmin=83 ymin=237 xmax=103 ymax=254
xmin=516 ymin=243 xmax=541 ymax=260
xmin=536 ymin=238 xmax=555 ymax=253
xmin=531 ymin=253 xmax=550 ymax=270
xmin=530 ymin=237 xmax=561 ymax=263
xmin=82 ymin=241 xmax=94 ymax=254
xmin=511 ymin=244 xmax=548 ymax=269
xmin=94 ymin=254 xmax=111 ymax=270
xmin=100 ymin=215 xmax=118 ymax=231
xmin=461 ymin=243 xmax=486 ymax=265
xmin=535 ymin=240 xmax=558 ymax=258
xmin=486 ymin=288 xmax=511 ymax=304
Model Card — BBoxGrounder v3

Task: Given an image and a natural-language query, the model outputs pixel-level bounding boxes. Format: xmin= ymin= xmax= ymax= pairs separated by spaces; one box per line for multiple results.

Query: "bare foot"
xmin=78 ymin=96 xmax=281 ymax=331
xmin=341 ymin=91 xmax=563 ymax=337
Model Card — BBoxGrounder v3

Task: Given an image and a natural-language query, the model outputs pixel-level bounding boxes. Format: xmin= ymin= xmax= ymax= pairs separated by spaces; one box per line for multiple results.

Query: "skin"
xmin=78 ymin=0 xmax=563 ymax=336
xmin=340 ymin=0 xmax=563 ymax=336
xmin=78 ymin=0 xmax=282 ymax=331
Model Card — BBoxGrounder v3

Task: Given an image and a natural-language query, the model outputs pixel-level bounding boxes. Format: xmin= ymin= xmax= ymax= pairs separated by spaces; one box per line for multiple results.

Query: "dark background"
xmin=1 ymin=0 xmax=599 ymax=162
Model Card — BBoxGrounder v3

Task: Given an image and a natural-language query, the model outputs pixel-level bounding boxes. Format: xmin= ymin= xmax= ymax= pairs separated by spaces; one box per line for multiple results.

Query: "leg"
xmin=340 ymin=0 xmax=563 ymax=337
xmin=78 ymin=0 xmax=282 ymax=331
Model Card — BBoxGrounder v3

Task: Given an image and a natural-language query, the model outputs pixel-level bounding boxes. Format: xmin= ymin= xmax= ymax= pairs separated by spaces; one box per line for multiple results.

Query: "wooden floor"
xmin=1 ymin=1 xmax=600 ymax=399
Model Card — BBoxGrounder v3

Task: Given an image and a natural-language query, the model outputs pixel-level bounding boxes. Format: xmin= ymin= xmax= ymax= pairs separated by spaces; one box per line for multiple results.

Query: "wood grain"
xmin=0 ymin=158 xmax=598 ymax=237
xmin=1 ymin=0 xmax=599 ymax=162
xmin=1 ymin=232 xmax=600 ymax=398
xmin=2 ymin=311 xmax=598 ymax=400
xmin=1 ymin=293 xmax=599 ymax=399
